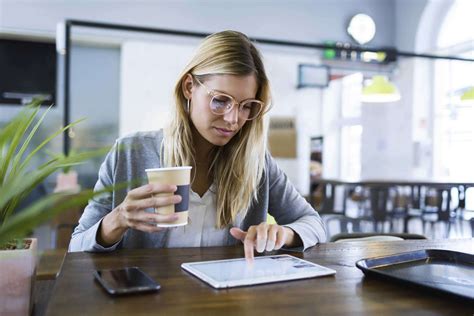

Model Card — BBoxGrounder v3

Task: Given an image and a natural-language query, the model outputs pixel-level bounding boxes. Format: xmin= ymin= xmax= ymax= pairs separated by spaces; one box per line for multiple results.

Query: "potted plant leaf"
xmin=0 ymin=101 xmax=110 ymax=315
xmin=46 ymin=149 xmax=81 ymax=193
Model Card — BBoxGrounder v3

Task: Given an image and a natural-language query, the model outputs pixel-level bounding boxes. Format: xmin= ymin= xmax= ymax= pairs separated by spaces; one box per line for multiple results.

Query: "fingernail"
xmin=256 ymin=239 xmax=266 ymax=253
xmin=265 ymin=239 xmax=275 ymax=251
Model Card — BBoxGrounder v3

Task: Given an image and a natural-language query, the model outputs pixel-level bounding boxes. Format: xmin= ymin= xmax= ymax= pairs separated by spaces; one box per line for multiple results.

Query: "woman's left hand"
xmin=230 ymin=223 xmax=295 ymax=260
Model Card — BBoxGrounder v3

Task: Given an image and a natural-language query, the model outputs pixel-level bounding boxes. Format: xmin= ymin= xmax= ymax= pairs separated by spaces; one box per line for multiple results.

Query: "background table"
xmin=42 ymin=239 xmax=473 ymax=315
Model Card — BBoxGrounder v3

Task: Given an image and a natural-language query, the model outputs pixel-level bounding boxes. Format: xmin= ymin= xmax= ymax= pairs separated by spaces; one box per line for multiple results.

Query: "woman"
xmin=69 ymin=30 xmax=326 ymax=259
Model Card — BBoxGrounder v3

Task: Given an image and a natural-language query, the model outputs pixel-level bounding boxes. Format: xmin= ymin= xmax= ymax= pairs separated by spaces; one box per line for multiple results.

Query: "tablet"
xmin=181 ymin=254 xmax=336 ymax=289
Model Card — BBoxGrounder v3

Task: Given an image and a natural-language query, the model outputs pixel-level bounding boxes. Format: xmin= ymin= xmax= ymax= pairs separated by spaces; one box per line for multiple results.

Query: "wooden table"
xmin=34 ymin=249 xmax=67 ymax=316
xmin=37 ymin=249 xmax=67 ymax=281
xmin=41 ymin=239 xmax=474 ymax=315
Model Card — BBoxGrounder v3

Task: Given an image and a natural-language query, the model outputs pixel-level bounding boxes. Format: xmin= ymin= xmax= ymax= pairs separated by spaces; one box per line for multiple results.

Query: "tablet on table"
xmin=181 ymin=254 xmax=336 ymax=289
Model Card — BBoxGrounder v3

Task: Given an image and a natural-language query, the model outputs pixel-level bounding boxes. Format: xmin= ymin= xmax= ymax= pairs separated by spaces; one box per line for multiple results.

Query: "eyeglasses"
xmin=193 ymin=76 xmax=265 ymax=121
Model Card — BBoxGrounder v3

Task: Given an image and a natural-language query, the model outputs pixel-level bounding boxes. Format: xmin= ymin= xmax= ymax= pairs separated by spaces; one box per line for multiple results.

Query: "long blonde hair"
xmin=162 ymin=30 xmax=271 ymax=228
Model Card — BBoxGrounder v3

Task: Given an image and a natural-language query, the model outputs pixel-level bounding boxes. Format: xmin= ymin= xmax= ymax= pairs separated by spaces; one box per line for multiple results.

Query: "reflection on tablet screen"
xmin=190 ymin=255 xmax=330 ymax=282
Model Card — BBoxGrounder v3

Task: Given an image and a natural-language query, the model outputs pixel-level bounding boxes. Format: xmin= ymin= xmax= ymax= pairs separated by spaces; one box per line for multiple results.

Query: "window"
xmin=340 ymin=73 xmax=363 ymax=179
xmin=433 ymin=0 xmax=474 ymax=179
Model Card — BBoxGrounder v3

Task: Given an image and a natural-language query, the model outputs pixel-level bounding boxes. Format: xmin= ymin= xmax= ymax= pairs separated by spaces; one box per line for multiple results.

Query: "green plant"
xmin=0 ymin=101 xmax=110 ymax=248
xmin=45 ymin=149 xmax=77 ymax=174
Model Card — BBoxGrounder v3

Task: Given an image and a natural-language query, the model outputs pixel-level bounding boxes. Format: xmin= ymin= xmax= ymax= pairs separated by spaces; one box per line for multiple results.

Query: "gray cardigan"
xmin=69 ymin=130 xmax=327 ymax=252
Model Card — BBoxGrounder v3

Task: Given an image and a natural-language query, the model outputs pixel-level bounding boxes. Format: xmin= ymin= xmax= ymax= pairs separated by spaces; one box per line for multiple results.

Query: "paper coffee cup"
xmin=145 ymin=166 xmax=192 ymax=227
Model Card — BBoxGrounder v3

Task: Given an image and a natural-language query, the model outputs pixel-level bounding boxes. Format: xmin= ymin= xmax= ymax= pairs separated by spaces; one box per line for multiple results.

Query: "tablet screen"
xmin=181 ymin=254 xmax=336 ymax=288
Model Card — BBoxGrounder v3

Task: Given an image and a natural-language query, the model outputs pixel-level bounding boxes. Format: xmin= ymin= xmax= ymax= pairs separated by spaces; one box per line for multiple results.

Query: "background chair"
xmin=457 ymin=186 xmax=474 ymax=237
xmin=421 ymin=186 xmax=457 ymax=238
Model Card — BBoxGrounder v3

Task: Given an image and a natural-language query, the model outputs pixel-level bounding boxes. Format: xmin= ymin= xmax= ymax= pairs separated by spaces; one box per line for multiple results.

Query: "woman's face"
xmin=186 ymin=74 xmax=258 ymax=147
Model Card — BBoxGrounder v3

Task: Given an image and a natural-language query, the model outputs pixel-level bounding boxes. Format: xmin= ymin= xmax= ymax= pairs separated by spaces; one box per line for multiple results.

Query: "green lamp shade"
xmin=460 ymin=86 xmax=474 ymax=102
xmin=361 ymin=75 xmax=401 ymax=103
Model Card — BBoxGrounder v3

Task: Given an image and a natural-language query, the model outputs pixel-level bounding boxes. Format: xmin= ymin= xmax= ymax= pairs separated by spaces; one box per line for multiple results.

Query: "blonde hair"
xmin=162 ymin=30 xmax=271 ymax=228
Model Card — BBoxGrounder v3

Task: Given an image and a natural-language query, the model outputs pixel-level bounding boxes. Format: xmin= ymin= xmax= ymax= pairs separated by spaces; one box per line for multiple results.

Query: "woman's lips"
xmin=214 ymin=127 xmax=235 ymax=137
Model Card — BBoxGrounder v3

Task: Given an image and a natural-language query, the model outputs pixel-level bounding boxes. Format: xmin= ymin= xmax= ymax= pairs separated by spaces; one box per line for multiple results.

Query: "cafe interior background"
xmin=0 ymin=0 xmax=473 ymax=250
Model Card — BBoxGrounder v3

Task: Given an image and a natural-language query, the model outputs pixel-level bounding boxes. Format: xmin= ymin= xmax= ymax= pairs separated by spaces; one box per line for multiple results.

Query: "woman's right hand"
xmin=97 ymin=183 xmax=182 ymax=246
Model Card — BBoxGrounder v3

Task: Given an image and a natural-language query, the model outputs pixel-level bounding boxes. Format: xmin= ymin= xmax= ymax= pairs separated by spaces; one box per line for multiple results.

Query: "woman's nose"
xmin=222 ymin=104 xmax=239 ymax=124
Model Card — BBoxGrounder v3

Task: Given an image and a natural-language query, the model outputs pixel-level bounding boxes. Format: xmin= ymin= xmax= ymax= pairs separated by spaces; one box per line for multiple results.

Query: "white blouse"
xmin=164 ymin=184 xmax=245 ymax=247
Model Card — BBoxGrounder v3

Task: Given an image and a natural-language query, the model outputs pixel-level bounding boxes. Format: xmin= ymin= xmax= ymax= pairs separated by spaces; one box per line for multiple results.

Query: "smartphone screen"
xmin=94 ymin=267 xmax=160 ymax=295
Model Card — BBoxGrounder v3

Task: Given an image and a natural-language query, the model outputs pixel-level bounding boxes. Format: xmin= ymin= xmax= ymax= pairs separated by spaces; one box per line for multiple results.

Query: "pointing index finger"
xmin=244 ymin=227 xmax=257 ymax=261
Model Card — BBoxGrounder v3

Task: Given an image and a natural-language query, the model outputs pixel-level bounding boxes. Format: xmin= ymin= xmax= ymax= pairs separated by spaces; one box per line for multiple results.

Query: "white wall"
xmin=360 ymin=97 xmax=413 ymax=179
xmin=394 ymin=0 xmax=430 ymax=52
xmin=263 ymin=50 xmax=322 ymax=194
xmin=356 ymin=0 xmax=436 ymax=180
xmin=120 ymin=41 xmax=195 ymax=136
xmin=0 ymin=0 xmax=396 ymax=47
xmin=321 ymin=79 xmax=342 ymax=179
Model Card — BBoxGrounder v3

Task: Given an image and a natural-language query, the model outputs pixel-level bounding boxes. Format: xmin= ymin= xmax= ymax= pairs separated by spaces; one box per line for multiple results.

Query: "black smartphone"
xmin=93 ymin=267 xmax=161 ymax=295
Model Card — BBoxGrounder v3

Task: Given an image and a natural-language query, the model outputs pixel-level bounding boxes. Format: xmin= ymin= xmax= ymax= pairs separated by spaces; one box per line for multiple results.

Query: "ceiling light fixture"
xmin=361 ymin=75 xmax=401 ymax=103
xmin=460 ymin=86 xmax=474 ymax=103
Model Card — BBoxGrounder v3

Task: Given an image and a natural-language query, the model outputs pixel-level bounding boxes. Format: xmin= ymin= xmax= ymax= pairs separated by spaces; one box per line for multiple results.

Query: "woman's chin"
xmin=209 ymin=137 xmax=232 ymax=147
xmin=205 ymin=134 xmax=234 ymax=146
xmin=206 ymin=128 xmax=236 ymax=146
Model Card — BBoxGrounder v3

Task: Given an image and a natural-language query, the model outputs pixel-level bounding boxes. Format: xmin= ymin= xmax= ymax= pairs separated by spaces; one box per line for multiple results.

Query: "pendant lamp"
xmin=361 ymin=75 xmax=401 ymax=103
xmin=460 ymin=86 xmax=474 ymax=103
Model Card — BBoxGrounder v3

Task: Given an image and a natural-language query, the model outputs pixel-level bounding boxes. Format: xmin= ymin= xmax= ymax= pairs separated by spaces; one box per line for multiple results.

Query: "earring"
xmin=186 ymin=98 xmax=190 ymax=113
